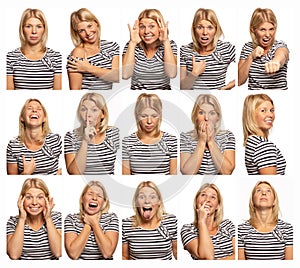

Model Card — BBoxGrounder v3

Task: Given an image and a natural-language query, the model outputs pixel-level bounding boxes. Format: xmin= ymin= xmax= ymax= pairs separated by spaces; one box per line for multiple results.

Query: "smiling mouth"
xmin=89 ymin=203 xmax=98 ymax=208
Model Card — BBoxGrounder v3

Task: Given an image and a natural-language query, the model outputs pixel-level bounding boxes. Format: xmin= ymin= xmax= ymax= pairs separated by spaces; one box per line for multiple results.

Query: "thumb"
xmin=22 ymin=156 xmax=27 ymax=163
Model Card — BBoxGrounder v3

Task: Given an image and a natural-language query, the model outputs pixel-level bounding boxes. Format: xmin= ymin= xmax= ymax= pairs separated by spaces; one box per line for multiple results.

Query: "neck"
xmin=25 ymin=128 xmax=43 ymax=143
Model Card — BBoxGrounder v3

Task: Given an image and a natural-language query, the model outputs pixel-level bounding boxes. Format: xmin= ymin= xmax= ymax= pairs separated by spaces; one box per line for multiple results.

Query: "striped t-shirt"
xmin=180 ymin=40 xmax=235 ymax=90
xmin=6 ymin=133 xmax=62 ymax=175
xmin=122 ymin=131 xmax=177 ymax=174
xmin=6 ymin=211 xmax=62 ymax=260
xmin=239 ymin=40 xmax=288 ymax=90
xmin=180 ymin=130 xmax=235 ymax=174
xmin=181 ymin=219 xmax=235 ymax=259
xmin=122 ymin=214 xmax=177 ymax=260
xmin=238 ymin=219 xmax=293 ymax=260
xmin=64 ymin=212 xmax=119 ymax=260
xmin=245 ymin=135 xmax=286 ymax=175
xmin=6 ymin=47 xmax=62 ymax=90
xmin=64 ymin=127 xmax=120 ymax=175
xmin=67 ymin=40 xmax=119 ymax=90
xmin=122 ymin=40 xmax=177 ymax=90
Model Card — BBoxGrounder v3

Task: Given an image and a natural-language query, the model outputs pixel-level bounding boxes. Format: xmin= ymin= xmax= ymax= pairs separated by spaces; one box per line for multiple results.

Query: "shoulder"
xmin=107 ymin=126 xmax=120 ymax=134
xmin=46 ymin=48 xmax=61 ymax=57
xmin=101 ymin=39 xmax=119 ymax=48
xmin=162 ymin=131 xmax=177 ymax=140
xmin=277 ymin=219 xmax=293 ymax=229
xmin=71 ymin=46 xmax=86 ymax=58
xmin=162 ymin=213 xmax=177 ymax=223
xmin=45 ymin=133 xmax=62 ymax=142
xmin=217 ymin=40 xmax=235 ymax=49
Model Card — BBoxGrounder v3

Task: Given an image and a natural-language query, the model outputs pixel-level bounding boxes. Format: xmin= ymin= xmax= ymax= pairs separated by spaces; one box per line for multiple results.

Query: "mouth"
xmin=30 ymin=114 xmax=39 ymax=119
xmin=88 ymin=202 xmax=98 ymax=208
xmin=142 ymin=207 xmax=152 ymax=219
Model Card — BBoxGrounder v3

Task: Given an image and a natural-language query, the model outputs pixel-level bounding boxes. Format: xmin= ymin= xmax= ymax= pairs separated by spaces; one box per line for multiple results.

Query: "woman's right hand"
xmin=83 ymin=121 xmax=97 ymax=143
xmin=198 ymin=121 xmax=208 ymax=145
xmin=251 ymin=46 xmax=264 ymax=59
xmin=128 ymin=20 xmax=141 ymax=45
xmin=17 ymin=195 xmax=27 ymax=220
xmin=197 ymin=201 xmax=210 ymax=223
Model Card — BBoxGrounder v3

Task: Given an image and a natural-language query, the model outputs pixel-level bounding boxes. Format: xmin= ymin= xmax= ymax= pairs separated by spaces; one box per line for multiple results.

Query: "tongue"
xmin=143 ymin=210 xmax=151 ymax=220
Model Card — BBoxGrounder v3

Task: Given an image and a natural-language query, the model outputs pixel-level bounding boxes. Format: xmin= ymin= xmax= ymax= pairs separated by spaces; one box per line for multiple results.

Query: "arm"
xmin=64 ymin=225 xmax=91 ymax=259
xmin=265 ymin=47 xmax=289 ymax=74
xmin=122 ymin=243 xmax=130 ymax=260
xmin=258 ymin=166 xmax=277 ymax=175
xmin=285 ymin=246 xmax=293 ymax=260
xmin=238 ymin=248 xmax=246 ymax=260
xmin=122 ymin=160 xmax=131 ymax=175
xmin=172 ymin=240 xmax=177 ymax=259
xmin=169 ymin=158 xmax=177 ymax=175
xmin=53 ymin=74 xmax=62 ymax=90
xmin=220 ymin=80 xmax=235 ymax=90
xmin=7 ymin=163 xmax=19 ymax=175
xmin=6 ymin=76 xmax=15 ymax=90
xmin=7 ymin=156 xmax=36 ymax=175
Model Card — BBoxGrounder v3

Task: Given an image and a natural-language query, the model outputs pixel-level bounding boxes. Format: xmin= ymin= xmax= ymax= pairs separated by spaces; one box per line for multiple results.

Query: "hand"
xmin=251 ymin=46 xmax=264 ymax=59
xmin=191 ymin=56 xmax=206 ymax=77
xmin=128 ymin=20 xmax=141 ymax=45
xmin=22 ymin=156 xmax=36 ymax=175
xmin=158 ymin=19 xmax=169 ymax=43
xmin=265 ymin=60 xmax=280 ymax=74
xmin=206 ymin=121 xmax=216 ymax=143
xmin=83 ymin=121 xmax=97 ymax=143
xmin=197 ymin=201 xmax=210 ymax=223
xmin=17 ymin=195 xmax=27 ymax=220
xmin=82 ymin=211 xmax=101 ymax=229
xmin=67 ymin=54 xmax=90 ymax=73
xmin=198 ymin=121 xmax=208 ymax=144
xmin=43 ymin=196 xmax=55 ymax=220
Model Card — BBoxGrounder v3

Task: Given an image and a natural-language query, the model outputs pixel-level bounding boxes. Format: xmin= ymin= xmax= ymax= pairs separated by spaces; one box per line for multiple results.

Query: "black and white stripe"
xmin=245 ymin=135 xmax=286 ymax=175
xmin=180 ymin=130 xmax=235 ymax=175
xmin=181 ymin=219 xmax=235 ymax=259
xmin=180 ymin=40 xmax=235 ymax=90
xmin=64 ymin=212 xmax=119 ymax=260
xmin=122 ymin=131 xmax=177 ymax=174
xmin=122 ymin=214 xmax=177 ymax=260
xmin=238 ymin=219 xmax=293 ymax=260
xmin=64 ymin=127 xmax=120 ymax=175
xmin=6 ymin=133 xmax=62 ymax=175
xmin=6 ymin=47 xmax=62 ymax=90
xmin=239 ymin=40 xmax=288 ymax=90
xmin=6 ymin=211 xmax=62 ymax=260
xmin=67 ymin=40 xmax=119 ymax=90
xmin=122 ymin=40 xmax=177 ymax=90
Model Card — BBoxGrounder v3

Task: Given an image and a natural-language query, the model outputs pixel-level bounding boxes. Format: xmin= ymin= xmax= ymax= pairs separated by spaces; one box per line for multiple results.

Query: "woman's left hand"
xmin=158 ymin=19 xmax=169 ymax=43
xmin=43 ymin=197 xmax=55 ymax=220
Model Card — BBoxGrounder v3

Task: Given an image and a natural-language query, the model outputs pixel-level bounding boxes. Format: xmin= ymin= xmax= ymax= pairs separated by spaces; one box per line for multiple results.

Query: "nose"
xmin=146 ymin=116 xmax=152 ymax=123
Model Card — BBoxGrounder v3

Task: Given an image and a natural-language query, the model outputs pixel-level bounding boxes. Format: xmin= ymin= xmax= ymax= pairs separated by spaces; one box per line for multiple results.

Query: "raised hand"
xmin=158 ymin=19 xmax=169 ymax=42
xmin=82 ymin=211 xmax=101 ymax=229
xmin=83 ymin=120 xmax=97 ymax=143
xmin=128 ymin=20 xmax=141 ymax=45
xmin=251 ymin=46 xmax=264 ymax=59
xmin=43 ymin=196 xmax=55 ymax=220
xmin=265 ymin=60 xmax=280 ymax=74
xmin=22 ymin=156 xmax=36 ymax=175
xmin=17 ymin=195 xmax=27 ymax=220
xmin=191 ymin=56 xmax=206 ymax=77
xmin=197 ymin=201 xmax=210 ymax=223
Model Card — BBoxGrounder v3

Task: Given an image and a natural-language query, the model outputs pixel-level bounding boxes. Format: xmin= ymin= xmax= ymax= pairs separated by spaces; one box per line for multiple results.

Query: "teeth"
xmin=143 ymin=207 xmax=152 ymax=211
xmin=89 ymin=202 xmax=98 ymax=208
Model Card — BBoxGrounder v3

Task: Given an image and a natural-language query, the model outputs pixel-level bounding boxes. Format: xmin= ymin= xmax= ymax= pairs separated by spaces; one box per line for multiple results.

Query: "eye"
xmin=139 ymin=25 xmax=146 ymax=30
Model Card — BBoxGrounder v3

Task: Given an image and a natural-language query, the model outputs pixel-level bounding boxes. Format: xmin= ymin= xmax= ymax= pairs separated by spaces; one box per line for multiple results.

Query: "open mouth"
xmin=142 ymin=207 xmax=152 ymax=219
xmin=89 ymin=202 xmax=98 ymax=208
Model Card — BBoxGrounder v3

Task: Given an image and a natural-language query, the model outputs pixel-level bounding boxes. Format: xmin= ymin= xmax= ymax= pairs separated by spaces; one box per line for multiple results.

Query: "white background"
xmin=0 ymin=0 xmax=298 ymax=267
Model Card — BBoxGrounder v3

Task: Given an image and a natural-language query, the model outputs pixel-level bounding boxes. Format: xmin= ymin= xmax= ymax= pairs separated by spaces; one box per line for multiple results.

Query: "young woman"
xmin=67 ymin=8 xmax=119 ymax=90
xmin=64 ymin=92 xmax=120 ymax=175
xmin=6 ymin=98 xmax=62 ymax=175
xmin=181 ymin=183 xmax=235 ymax=260
xmin=64 ymin=180 xmax=119 ymax=260
xmin=122 ymin=8 xmax=177 ymax=90
xmin=238 ymin=8 xmax=289 ymax=90
xmin=6 ymin=8 xmax=62 ymax=90
xmin=242 ymin=93 xmax=286 ymax=175
xmin=238 ymin=181 xmax=293 ymax=260
xmin=180 ymin=8 xmax=235 ymax=90
xmin=7 ymin=178 xmax=62 ymax=260
xmin=122 ymin=93 xmax=177 ymax=175
xmin=180 ymin=94 xmax=235 ymax=175
xmin=122 ymin=181 xmax=177 ymax=259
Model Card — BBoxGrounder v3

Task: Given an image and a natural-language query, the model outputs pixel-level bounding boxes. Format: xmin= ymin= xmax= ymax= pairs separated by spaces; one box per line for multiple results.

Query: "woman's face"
xmin=138 ymin=107 xmax=160 ymax=134
xmin=80 ymin=100 xmax=104 ymax=128
xmin=137 ymin=186 xmax=161 ymax=221
xmin=196 ymin=187 xmax=219 ymax=216
xmin=254 ymin=22 xmax=276 ymax=49
xmin=23 ymin=17 xmax=45 ymax=46
xmin=196 ymin=103 xmax=219 ymax=129
xmin=252 ymin=183 xmax=275 ymax=209
xmin=139 ymin=18 xmax=160 ymax=45
xmin=77 ymin=20 xmax=99 ymax=44
xmin=22 ymin=100 xmax=46 ymax=127
xmin=23 ymin=187 xmax=46 ymax=216
xmin=254 ymin=100 xmax=275 ymax=134
xmin=195 ymin=19 xmax=216 ymax=48
xmin=82 ymin=186 xmax=106 ymax=215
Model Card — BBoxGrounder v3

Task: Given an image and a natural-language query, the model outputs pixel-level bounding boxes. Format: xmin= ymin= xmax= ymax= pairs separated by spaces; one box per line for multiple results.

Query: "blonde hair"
xmin=79 ymin=180 xmax=110 ymax=222
xmin=19 ymin=8 xmax=48 ymax=52
xmin=137 ymin=8 xmax=167 ymax=50
xmin=193 ymin=183 xmax=224 ymax=228
xmin=75 ymin=92 xmax=109 ymax=138
xmin=134 ymin=93 xmax=162 ymax=139
xmin=250 ymin=8 xmax=277 ymax=48
xmin=19 ymin=99 xmax=51 ymax=143
xmin=249 ymin=181 xmax=280 ymax=228
xmin=131 ymin=181 xmax=166 ymax=227
xmin=191 ymin=8 xmax=223 ymax=52
xmin=20 ymin=178 xmax=50 ymax=199
xmin=242 ymin=93 xmax=274 ymax=146
xmin=70 ymin=8 xmax=101 ymax=47
xmin=190 ymin=94 xmax=222 ymax=139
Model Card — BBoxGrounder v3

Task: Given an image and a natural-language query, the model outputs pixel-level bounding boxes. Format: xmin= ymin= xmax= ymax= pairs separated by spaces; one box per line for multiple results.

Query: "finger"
xmin=22 ymin=156 xmax=26 ymax=163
